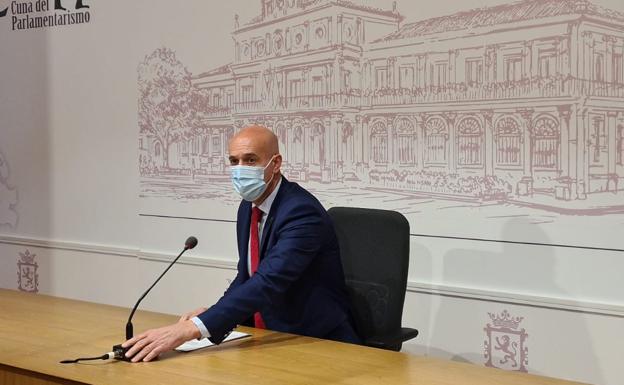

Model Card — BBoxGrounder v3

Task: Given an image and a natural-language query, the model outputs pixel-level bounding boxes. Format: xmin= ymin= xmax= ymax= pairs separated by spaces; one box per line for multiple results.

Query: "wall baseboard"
xmin=2 ymin=233 xmax=622 ymax=317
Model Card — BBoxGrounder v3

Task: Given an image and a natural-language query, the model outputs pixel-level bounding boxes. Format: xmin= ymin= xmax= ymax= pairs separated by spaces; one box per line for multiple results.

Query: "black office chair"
xmin=328 ymin=206 xmax=418 ymax=351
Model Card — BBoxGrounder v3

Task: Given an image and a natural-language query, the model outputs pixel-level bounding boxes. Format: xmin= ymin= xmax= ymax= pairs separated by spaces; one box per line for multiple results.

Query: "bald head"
xmin=230 ymin=125 xmax=279 ymax=157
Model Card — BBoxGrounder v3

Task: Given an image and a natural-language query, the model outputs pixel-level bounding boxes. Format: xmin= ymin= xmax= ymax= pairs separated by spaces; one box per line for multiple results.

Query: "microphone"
xmin=112 ymin=236 xmax=198 ymax=361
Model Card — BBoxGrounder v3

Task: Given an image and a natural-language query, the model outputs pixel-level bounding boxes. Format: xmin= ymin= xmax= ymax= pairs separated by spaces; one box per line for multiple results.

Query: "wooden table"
xmin=0 ymin=289 xmax=585 ymax=385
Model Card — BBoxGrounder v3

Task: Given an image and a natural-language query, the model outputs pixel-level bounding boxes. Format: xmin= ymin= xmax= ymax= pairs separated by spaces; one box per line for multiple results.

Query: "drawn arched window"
xmin=192 ymin=138 xmax=200 ymax=155
xmin=370 ymin=120 xmax=388 ymax=163
xmin=532 ymin=116 xmax=559 ymax=169
xmin=211 ymin=135 xmax=221 ymax=156
xmin=291 ymin=125 xmax=304 ymax=164
xmin=495 ymin=117 xmax=521 ymax=166
xmin=154 ymin=142 xmax=161 ymax=158
xmin=425 ymin=117 xmax=448 ymax=163
xmin=310 ymin=122 xmax=325 ymax=166
xmin=202 ymin=136 xmax=210 ymax=155
xmin=395 ymin=118 xmax=416 ymax=165
xmin=342 ymin=121 xmax=354 ymax=164
xmin=293 ymin=125 xmax=302 ymax=143
xmin=456 ymin=117 xmax=483 ymax=166
xmin=275 ymin=123 xmax=287 ymax=153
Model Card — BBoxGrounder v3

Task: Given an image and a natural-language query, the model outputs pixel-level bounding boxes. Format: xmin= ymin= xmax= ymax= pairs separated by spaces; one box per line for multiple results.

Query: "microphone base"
xmin=112 ymin=344 xmax=131 ymax=362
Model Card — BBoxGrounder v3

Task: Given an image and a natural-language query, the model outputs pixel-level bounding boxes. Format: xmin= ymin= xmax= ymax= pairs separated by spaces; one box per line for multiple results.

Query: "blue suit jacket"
xmin=198 ymin=177 xmax=355 ymax=344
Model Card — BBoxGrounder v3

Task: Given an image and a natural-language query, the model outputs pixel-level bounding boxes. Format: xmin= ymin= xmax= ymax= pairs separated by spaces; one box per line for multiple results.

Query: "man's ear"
xmin=273 ymin=154 xmax=283 ymax=173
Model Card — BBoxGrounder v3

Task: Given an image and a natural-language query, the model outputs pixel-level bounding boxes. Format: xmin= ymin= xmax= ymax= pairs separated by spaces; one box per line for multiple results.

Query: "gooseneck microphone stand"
xmin=112 ymin=236 xmax=198 ymax=361
xmin=60 ymin=236 xmax=198 ymax=364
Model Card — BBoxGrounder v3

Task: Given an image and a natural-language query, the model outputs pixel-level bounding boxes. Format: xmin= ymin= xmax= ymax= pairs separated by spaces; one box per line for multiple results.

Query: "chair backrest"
xmin=328 ymin=207 xmax=410 ymax=347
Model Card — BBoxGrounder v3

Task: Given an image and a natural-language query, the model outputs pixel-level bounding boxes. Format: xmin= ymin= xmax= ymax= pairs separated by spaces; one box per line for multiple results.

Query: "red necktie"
xmin=250 ymin=206 xmax=266 ymax=329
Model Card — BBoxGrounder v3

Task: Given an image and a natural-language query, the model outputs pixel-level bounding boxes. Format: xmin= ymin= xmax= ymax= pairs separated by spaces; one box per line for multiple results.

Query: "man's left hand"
xmin=121 ymin=320 xmax=201 ymax=362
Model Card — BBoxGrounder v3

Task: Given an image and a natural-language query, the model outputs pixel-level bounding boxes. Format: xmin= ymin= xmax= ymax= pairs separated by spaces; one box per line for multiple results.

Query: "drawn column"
xmin=556 ymin=37 xmax=566 ymax=77
xmin=444 ymin=112 xmax=457 ymax=174
xmin=416 ymin=114 xmax=426 ymax=172
xmin=354 ymin=116 xmax=362 ymax=167
xmin=333 ymin=55 xmax=342 ymax=106
xmin=387 ymin=117 xmax=396 ymax=168
xmin=323 ymin=116 xmax=332 ymax=183
xmin=332 ymin=114 xmax=344 ymax=182
xmin=531 ymin=40 xmax=539 ymax=78
xmin=336 ymin=14 xmax=343 ymax=46
xmin=285 ymin=119 xmax=293 ymax=164
xmin=605 ymin=35 xmax=615 ymax=83
xmin=449 ymin=50 xmax=458 ymax=83
xmin=569 ymin=22 xmax=580 ymax=78
xmin=607 ymin=111 xmax=619 ymax=191
xmin=482 ymin=110 xmax=494 ymax=176
xmin=234 ymin=77 xmax=241 ymax=113
xmin=558 ymin=105 xmax=572 ymax=176
xmin=484 ymin=45 xmax=494 ymax=83
xmin=558 ymin=105 xmax=572 ymax=199
xmin=517 ymin=109 xmax=534 ymax=196
xmin=567 ymin=104 xmax=578 ymax=199
xmin=576 ymin=108 xmax=589 ymax=199
xmin=524 ymin=41 xmax=533 ymax=79
xmin=583 ymin=32 xmax=594 ymax=80
xmin=304 ymin=21 xmax=310 ymax=52
xmin=303 ymin=67 xmax=311 ymax=106
xmin=362 ymin=116 xmax=371 ymax=180
xmin=253 ymin=74 xmax=260 ymax=109
xmin=392 ymin=56 xmax=399 ymax=89
xmin=362 ymin=60 xmax=370 ymax=107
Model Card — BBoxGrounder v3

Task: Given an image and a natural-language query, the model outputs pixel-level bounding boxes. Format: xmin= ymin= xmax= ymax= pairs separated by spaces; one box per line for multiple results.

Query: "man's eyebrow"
xmin=228 ymin=153 xmax=259 ymax=160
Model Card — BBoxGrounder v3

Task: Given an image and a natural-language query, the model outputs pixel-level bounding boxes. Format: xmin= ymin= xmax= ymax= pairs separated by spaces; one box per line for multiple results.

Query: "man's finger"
xmin=131 ymin=340 xmax=158 ymax=363
xmin=125 ymin=335 xmax=153 ymax=358
xmin=143 ymin=345 xmax=162 ymax=362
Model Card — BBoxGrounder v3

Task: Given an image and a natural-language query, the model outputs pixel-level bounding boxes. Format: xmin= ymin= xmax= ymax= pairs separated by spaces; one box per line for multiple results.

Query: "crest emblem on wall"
xmin=484 ymin=310 xmax=528 ymax=372
xmin=17 ymin=249 xmax=39 ymax=293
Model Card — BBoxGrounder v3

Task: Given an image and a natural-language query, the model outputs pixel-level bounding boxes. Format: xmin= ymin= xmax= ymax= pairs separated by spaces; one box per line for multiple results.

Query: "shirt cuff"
xmin=190 ymin=316 xmax=210 ymax=339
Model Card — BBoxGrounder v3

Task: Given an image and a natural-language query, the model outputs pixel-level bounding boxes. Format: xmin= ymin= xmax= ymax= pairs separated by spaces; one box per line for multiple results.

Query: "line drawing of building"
xmin=138 ymin=0 xmax=624 ymax=246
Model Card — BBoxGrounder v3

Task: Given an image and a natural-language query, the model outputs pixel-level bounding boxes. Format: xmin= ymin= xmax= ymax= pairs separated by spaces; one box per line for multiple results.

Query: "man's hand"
xmin=121 ymin=320 xmax=201 ymax=362
xmin=178 ymin=307 xmax=208 ymax=322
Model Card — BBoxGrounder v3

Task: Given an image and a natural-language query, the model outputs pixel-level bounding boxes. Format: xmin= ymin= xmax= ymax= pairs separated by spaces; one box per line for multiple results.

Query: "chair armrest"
xmin=364 ymin=327 xmax=419 ymax=350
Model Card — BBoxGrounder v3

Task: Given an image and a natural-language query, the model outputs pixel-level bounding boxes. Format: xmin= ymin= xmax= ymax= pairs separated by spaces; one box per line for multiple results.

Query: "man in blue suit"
xmin=124 ymin=125 xmax=359 ymax=362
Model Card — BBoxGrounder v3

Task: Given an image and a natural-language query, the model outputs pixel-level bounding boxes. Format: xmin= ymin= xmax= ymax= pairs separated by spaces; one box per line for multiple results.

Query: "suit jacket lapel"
xmin=259 ymin=177 xmax=289 ymax=257
xmin=238 ymin=201 xmax=252 ymax=278
xmin=260 ymin=215 xmax=275 ymax=258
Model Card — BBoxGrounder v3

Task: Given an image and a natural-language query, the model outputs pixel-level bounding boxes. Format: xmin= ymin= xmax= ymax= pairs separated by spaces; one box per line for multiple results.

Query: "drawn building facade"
xmin=145 ymin=0 xmax=624 ymax=201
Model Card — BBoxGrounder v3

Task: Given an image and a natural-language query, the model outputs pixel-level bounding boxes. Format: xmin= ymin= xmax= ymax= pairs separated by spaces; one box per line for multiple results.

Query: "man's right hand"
xmin=178 ymin=307 xmax=209 ymax=322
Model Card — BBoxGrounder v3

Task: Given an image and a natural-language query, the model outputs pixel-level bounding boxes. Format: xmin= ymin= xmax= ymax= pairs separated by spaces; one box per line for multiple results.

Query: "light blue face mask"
xmin=230 ymin=156 xmax=276 ymax=202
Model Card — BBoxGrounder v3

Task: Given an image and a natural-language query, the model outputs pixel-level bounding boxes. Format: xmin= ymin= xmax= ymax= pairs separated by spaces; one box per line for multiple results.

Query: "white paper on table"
xmin=175 ymin=331 xmax=251 ymax=352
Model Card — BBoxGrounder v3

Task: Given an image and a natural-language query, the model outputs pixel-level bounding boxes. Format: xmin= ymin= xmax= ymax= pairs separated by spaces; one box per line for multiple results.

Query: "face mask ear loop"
xmin=264 ymin=155 xmax=277 ymax=186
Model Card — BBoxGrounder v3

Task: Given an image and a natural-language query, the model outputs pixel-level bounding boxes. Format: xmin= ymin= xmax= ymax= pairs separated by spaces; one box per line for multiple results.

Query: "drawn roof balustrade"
xmin=375 ymin=0 xmax=624 ymax=42
xmin=243 ymin=0 xmax=401 ymax=27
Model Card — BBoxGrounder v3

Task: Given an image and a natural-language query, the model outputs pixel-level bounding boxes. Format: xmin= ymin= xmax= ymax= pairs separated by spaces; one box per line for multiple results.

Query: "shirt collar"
xmin=254 ymin=175 xmax=282 ymax=215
